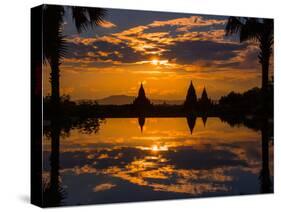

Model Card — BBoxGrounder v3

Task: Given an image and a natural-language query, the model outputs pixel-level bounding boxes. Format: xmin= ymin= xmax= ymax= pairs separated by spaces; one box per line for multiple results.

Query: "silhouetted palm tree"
xmin=43 ymin=5 xmax=106 ymax=113
xmin=225 ymin=17 xmax=273 ymax=92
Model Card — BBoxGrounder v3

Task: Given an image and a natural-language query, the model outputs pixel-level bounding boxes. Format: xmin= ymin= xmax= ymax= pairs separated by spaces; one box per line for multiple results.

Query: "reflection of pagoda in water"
xmin=186 ymin=115 xmax=197 ymax=134
xmin=138 ymin=117 xmax=145 ymax=132
xmin=202 ymin=116 xmax=208 ymax=127
xmin=133 ymin=83 xmax=152 ymax=110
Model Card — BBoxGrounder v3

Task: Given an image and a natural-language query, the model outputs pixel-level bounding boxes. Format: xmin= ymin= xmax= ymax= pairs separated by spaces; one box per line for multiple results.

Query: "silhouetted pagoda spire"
xmin=133 ymin=83 xmax=152 ymax=111
xmin=184 ymin=81 xmax=197 ymax=112
xmin=138 ymin=83 xmax=146 ymax=99
xmin=201 ymin=87 xmax=208 ymax=101
xmin=199 ymin=86 xmax=212 ymax=111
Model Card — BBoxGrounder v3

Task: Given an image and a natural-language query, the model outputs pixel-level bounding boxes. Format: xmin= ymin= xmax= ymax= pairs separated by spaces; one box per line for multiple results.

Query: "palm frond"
xmin=86 ymin=8 xmax=107 ymax=27
xmin=225 ymin=17 xmax=245 ymax=36
xmin=240 ymin=18 xmax=262 ymax=42
xmin=52 ymin=29 xmax=68 ymax=65
xmin=71 ymin=7 xmax=88 ymax=33
xmin=43 ymin=5 xmax=66 ymax=65
xmin=71 ymin=7 xmax=106 ymax=33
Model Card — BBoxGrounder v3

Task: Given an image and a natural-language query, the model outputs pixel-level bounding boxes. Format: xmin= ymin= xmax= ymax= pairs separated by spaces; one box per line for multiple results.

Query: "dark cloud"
xmin=93 ymin=41 xmax=149 ymax=63
xmin=215 ymin=46 xmax=259 ymax=70
xmin=63 ymin=7 xmax=194 ymax=37
xmin=65 ymin=40 xmax=152 ymax=64
xmin=65 ymin=42 xmax=94 ymax=58
xmin=166 ymin=146 xmax=248 ymax=170
xmin=65 ymin=38 xmax=250 ymax=69
xmin=163 ymin=40 xmax=247 ymax=64
xmin=43 ymin=143 xmax=249 ymax=172
xmin=143 ymin=25 xmax=183 ymax=37
xmin=188 ymin=23 xmax=225 ymax=32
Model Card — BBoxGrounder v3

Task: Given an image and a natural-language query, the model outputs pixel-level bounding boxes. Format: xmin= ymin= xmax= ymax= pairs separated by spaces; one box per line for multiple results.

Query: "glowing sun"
xmin=150 ymin=59 xmax=169 ymax=66
xmin=151 ymin=59 xmax=159 ymax=65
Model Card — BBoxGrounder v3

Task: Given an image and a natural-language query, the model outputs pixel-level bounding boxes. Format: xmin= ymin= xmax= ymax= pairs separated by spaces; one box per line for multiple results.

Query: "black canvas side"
xmin=31 ymin=5 xmax=43 ymax=207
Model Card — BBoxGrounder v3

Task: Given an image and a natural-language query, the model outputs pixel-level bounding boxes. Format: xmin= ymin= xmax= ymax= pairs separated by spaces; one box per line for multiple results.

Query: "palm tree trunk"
xmin=259 ymin=33 xmax=272 ymax=92
xmin=259 ymin=32 xmax=272 ymax=193
xmin=261 ymin=60 xmax=269 ymax=92
xmin=49 ymin=118 xmax=62 ymax=205
xmin=260 ymin=117 xmax=272 ymax=193
xmin=50 ymin=61 xmax=60 ymax=116
xmin=259 ymin=32 xmax=272 ymax=116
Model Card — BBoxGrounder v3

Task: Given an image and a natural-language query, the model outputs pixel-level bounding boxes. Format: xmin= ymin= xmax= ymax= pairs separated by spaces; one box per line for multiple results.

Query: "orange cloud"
xmin=93 ymin=183 xmax=116 ymax=192
xmin=99 ymin=20 xmax=116 ymax=28
xmin=65 ymin=36 xmax=96 ymax=45
xmin=149 ymin=16 xmax=226 ymax=29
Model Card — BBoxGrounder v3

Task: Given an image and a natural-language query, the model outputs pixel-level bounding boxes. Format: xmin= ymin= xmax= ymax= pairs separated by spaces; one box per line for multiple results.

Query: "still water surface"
xmin=43 ymin=117 xmax=273 ymax=205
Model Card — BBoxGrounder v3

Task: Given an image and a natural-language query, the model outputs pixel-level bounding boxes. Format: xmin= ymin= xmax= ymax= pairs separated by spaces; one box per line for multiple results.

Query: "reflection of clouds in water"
xmin=44 ymin=141 xmax=262 ymax=195
xmin=61 ymin=158 xmax=233 ymax=194
xmin=93 ymin=183 xmax=116 ymax=192
xmin=97 ymin=153 xmax=110 ymax=159
xmin=43 ymin=118 xmax=271 ymax=198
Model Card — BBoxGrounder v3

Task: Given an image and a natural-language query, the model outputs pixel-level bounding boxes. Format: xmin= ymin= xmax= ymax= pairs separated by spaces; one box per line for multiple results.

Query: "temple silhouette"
xmin=184 ymin=81 xmax=197 ymax=112
xmin=198 ymin=87 xmax=212 ymax=111
xmin=133 ymin=83 xmax=152 ymax=111
xmin=184 ymin=81 xmax=212 ymax=113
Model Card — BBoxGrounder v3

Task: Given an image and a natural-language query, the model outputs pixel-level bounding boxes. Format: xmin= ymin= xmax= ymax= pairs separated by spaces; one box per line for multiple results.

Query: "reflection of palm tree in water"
xmin=138 ymin=116 xmax=146 ymax=133
xmin=43 ymin=119 xmax=65 ymax=207
xmin=186 ymin=115 xmax=197 ymax=134
xmin=43 ymin=117 xmax=104 ymax=206
xmin=259 ymin=118 xmax=273 ymax=193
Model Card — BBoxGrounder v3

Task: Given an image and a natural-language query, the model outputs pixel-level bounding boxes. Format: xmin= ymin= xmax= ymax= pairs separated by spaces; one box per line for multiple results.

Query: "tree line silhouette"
xmin=43 ymin=79 xmax=273 ymax=119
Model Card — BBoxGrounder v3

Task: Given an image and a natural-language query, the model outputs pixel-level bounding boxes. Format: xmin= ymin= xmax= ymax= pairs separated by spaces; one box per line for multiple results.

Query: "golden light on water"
xmin=43 ymin=118 xmax=271 ymax=198
xmin=137 ymin=144 xmax=169 ymax=152
xmin=151 ymin=144 xmax=168 ymax=152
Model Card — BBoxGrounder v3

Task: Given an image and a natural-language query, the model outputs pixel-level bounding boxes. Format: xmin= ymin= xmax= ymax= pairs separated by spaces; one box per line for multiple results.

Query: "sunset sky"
xmin=43 ymin=7 xmax=273 ymax=101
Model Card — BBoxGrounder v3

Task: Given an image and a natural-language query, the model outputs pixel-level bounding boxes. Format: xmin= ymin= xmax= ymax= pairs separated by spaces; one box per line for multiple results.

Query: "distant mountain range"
xmin=77 ymin=95 xmax=184 ymax=105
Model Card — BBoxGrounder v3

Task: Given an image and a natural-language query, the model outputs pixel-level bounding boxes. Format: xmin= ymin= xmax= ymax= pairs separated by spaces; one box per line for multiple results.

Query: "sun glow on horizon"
xmin=151 ymin=59 xmax=159 ymax=65
xmin=150 ymin=59 xmax=169 ymax=66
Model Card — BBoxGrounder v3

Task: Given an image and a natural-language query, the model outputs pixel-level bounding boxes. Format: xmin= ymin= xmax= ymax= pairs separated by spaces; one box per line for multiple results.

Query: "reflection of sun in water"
xmin=151 ymin=144 xmax=168 ymax=152
xmin=137 ymin=144 xmax=169 ymax=152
